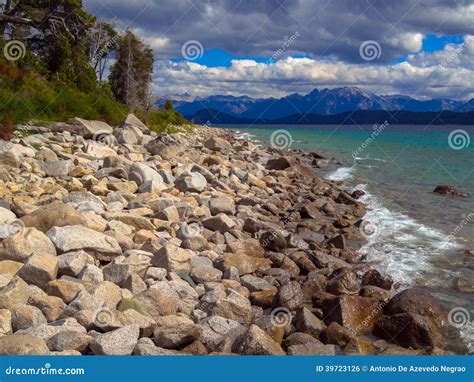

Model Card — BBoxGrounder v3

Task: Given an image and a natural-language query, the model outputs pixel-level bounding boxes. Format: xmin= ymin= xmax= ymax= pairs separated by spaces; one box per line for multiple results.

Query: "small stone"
xmin=0 ymin=309 xmax=12 ymax=336
xmin=90 ymin=325 xmax=140 ymax=355
xmin=46 ymin=278 xmax=86 ymax=304
xmin=241 ymin=275 xmax=273 ymax=292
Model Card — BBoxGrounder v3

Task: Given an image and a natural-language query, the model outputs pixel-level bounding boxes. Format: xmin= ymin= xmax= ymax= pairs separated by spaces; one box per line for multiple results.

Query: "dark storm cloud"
xmin=84 ymin=0 xmax=474 ymax=63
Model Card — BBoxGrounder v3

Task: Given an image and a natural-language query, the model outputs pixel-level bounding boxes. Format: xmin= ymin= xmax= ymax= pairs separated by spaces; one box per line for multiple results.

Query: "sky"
xmin=84 ymin=0 xmax=474 ymax=100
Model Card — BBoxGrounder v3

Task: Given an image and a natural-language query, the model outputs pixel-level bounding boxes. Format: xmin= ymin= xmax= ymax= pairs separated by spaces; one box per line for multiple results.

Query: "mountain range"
xmin=156 ymin=87 xmax=474 ymax=124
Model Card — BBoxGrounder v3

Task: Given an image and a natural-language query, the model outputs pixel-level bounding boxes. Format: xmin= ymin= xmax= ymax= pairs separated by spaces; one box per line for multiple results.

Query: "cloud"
xmin=153 ymin=41 xmax=474 ymax=99
xmin=83 ymin=0 xmax=474 ymax=99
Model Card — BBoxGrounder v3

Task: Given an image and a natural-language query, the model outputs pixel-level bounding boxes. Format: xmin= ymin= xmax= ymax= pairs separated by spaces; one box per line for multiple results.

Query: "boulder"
xmin=21 ymin=202 xmax=88 ymax=233
xmin=153 ymin=325 xmax=202 ymax=350
xmin=203 ymin=214 xmax=236 ymax=233
xmin=129 ymin=162 xmax=166 ymax=188
xmin=383 ymin=288 xmax=446 ymax=327
xmin=47 ymin=225 xmax=122 ymax=261
xmin=69 ymin=117 xmax=113 ymax=138
xmin=204 ymin=137 xmax=231 ymax=152
xmin=145 ymin=134 xmax=184 ymax=159
xmin=0 ymin=227 xmax=56 ymax=263
xmin=276 ymin=281 xmax=303 ymax=311
xmin=433 ymin=185 xmax=469 ymax=197
xmin=152 ymin=244 xmax=194 ymax=273
xmin=0 ymin=277 xmax=31 ymax=310
xmin=0 ymin=335 xmax=49 ymax=355
xmin=90 ymin=325 xmax=140 ymax=355
xmin=17 ymin=252 xmax=58 ymax=289
xmin=47 ymin=331 xmax=92 ymax=352
xmin=362 ymin=269 xmax=393 ymax=290
xmin=209 ymin=195 xmax=236 ymax=215
xmin=175 ymin=171 xmax=207 ymax=193
xmin=294 ymin=307 xmax=325 ymax=337
xmin=373 ymin=313 xmax=441 ymax=349
xmin=119 ymin=113 xmax=148 ymax=132
xmin=217 ymin=253 xmax=272 ymax=276
xmin=326 ymin=269 xmax=359 ymax=295
xmin=320 ymin=322 xmax=354 ymax=347
xmin=238 ymin=324 xmax=285 ymax=355
xmin=322 ymin=295 xmax=383 ymax=335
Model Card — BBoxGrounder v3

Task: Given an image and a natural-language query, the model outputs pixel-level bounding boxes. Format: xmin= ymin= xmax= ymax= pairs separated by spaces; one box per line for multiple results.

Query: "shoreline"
xmin=0 ymin=119 xmax=468 ymax=355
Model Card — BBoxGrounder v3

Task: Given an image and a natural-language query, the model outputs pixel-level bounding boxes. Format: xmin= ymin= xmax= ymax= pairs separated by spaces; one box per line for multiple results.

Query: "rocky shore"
xmin=0 ymin=116 xmax=455 ymax=355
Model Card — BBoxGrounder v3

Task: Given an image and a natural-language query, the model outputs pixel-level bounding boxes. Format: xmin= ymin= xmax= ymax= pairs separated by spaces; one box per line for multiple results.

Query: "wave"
xmin=354 ymin=184 xmax=462 ymax=285
xmin=353 ymin=155 xmax=387 ymax=162
xmin=325 ymin=166 xmax=355 ymax=181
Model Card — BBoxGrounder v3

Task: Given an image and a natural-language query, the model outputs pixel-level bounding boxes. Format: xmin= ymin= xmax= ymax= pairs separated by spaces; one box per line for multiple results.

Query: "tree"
xmin=0 ymin=0 xmax=97 ymax=91
xmin=163 ymin=100 xmax=174 ymax=111
xmin=109 ymin=30 xmax=154 ymax=109
xmin=87 ymin=20 xmax=118 ymax=84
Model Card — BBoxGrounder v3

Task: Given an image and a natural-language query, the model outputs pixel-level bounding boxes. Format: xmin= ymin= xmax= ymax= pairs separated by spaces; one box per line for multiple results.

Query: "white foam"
xmin=354 ymin=184 xmax=462 ymax=285
xmin=326 ymin=166 xmax=355 ymax=181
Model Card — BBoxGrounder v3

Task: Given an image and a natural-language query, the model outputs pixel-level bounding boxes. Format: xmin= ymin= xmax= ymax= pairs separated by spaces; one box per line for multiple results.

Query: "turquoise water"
xmin=220 ymin=124 xmax=474 ymax=352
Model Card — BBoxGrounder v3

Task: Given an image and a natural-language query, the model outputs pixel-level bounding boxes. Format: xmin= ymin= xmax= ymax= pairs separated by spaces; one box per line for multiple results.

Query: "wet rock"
xmin=294 ymin=307 xmax=325 ymax=337
xmin=362 ymin=269 xmax=393 ymax=290
xmin=433 ymin=185 xmax=469 ymax=197
xmin=384 ymin=288 xmax=446 ymax=327
xmin=320 ymin=322 xmax=354 ymax=347
xmin=373 ymin=313 xmax=441 ymax=349
xmin=90 ymin=325 xmax=140 ymax=355
xmin=326 ymin=269 xmax=359 ymax=295
xmin=276 ymin=281 xmax=303 ymax=311
xmin=457 ymin=268 xmax=474 ymax=293
xmin=322 ymin=295 xmax=383 ymax=335
xmin=260 ymin=230 xmax=287 ymax=252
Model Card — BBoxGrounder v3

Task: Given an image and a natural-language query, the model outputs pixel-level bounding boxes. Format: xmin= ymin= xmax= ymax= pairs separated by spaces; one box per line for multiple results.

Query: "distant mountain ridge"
xmin=157 ymin=87 xmax=474 ymax=122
